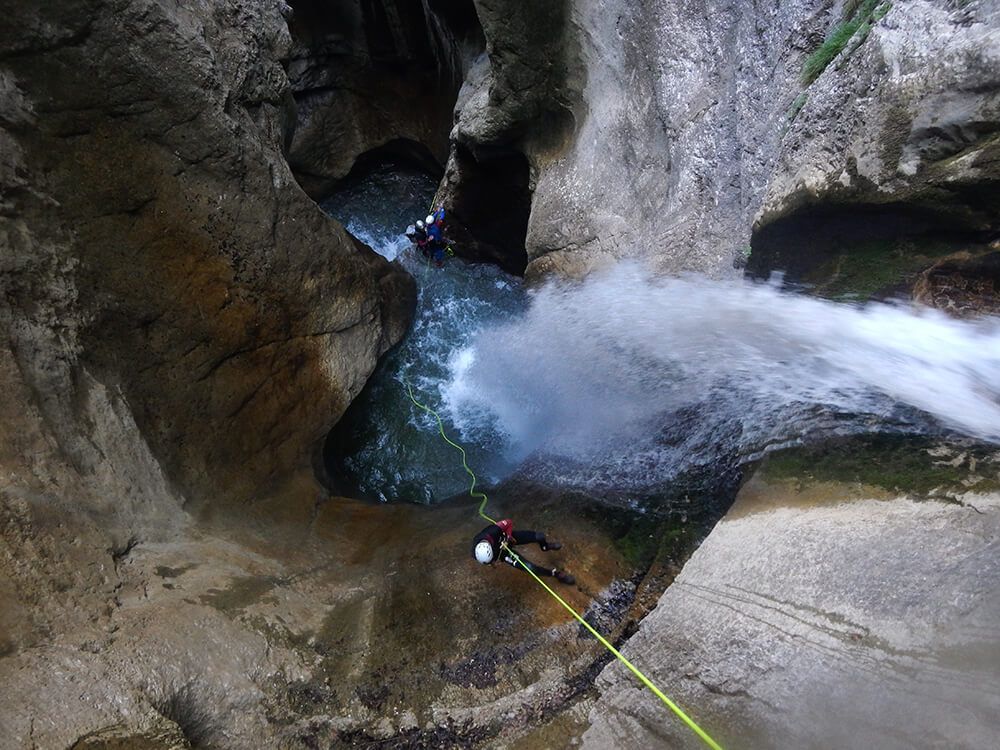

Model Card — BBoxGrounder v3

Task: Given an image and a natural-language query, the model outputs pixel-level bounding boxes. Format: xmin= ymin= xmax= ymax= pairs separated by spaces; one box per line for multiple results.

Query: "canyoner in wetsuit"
xmin=472 ymin=518 xmax=575 ymax=584
xmin=424 ymin=208 xmax=447 ymax=267
xmin=406 ymin=221 xmax=428 ymax=255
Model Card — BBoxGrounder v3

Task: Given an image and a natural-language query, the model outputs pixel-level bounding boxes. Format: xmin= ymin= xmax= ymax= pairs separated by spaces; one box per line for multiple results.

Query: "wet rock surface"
xmin=2 ymin=1 xmax=998 ymax=749
xmin=0 ymin=0 xmax=415 ymax=508
xmin=913 ymin=248 xmax=1000 ymax=316
xmin=0 ymin=477 xmax=689 ymax=749
xmin=584 ymin=436 xmax=1000 ymax=750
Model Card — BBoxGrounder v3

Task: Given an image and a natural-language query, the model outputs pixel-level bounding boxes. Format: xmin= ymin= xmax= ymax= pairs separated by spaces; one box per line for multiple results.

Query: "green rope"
xmin=423 ymin=201 xmax=454 ymax=261
xmin=403 ymin=376 xmax=722 ymax=749
xmin=404 ymin=381 xmax=494 ymax=523
xmin=502 ymin=543 xmax=724 ymax=750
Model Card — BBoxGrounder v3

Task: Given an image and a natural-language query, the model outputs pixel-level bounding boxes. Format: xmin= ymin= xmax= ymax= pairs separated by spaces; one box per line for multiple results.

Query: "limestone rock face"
xmin=441 ymin=0 xmax=1000 ymax=280
xmin=583 ymin=442 xmax=1000 ymax=749
xmin=760 ymin=0 xmax=1000 ymax=232
xmin=0 ymin=0 xmax=415 ymax=509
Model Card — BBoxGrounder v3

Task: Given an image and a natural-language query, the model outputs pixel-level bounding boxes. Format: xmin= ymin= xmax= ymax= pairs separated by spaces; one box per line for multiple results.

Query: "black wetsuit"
xmin=472 ymin=523 xmax=556 ymax=578
xmin=413 ymin=226 xmax=429 ymax=256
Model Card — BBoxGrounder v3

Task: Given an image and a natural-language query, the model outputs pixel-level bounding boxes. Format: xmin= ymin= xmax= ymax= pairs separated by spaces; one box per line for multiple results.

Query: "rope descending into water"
xmin=403 ymin=382 xmax=724 ymax=750
xmin=404 ymin=380 xmax=494 ymax=523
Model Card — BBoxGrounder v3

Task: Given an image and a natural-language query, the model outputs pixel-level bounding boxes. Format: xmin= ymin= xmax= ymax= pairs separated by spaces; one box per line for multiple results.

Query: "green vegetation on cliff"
xmin=802 ymin=0 xmax=892 ymax=84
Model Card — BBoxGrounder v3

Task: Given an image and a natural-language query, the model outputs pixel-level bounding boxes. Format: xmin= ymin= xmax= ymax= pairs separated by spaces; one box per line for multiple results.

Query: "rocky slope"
xmin=439 ymin=0 xmax=1000 ymax=280
xmin=0 ymin=475 xmax=667 ymax=748
xmin=3 ymin=0 xmax=999 ymax=748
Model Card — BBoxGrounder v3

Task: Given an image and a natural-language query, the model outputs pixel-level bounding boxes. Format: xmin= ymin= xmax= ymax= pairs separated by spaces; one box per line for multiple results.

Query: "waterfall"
xmin=443 ymin=263 xmax=1000 ymax=493
xmin=323 ymin=167 xmax=1000 ymax=502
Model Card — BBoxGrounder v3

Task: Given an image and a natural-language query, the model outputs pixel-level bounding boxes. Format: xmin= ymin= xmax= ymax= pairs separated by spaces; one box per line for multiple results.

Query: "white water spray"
xmin=443 ymin=264 xmax=1000 ymax=490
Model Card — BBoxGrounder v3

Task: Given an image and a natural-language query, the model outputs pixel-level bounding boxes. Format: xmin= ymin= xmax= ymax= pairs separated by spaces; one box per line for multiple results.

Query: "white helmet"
xmin=425 ymin=214 xmax=435 ymax=226
xmin=474 ymin=541 xmax=494 ymax=564
xmin=416 ymin=219 xmax=425 ymax=229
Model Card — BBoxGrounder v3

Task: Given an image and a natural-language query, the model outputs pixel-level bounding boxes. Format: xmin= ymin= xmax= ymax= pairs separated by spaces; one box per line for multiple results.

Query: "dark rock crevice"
xmin=323 ymin=136 xmax=445 ymax=188
xmin=282 ymin=0 xmax=484 ymax=201
xmin=747 ymin=202 xmax=999 ymax=303
xmin=437 ymin=142 xmax=531 ymax=275
xmin=431 ymin=0 xmax=584 ymax=277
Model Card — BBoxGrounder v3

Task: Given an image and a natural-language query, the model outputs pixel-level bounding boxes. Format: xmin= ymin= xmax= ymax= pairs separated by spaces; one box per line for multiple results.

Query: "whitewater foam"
xmin=442 ymin=263 xmax=1000 ymax=490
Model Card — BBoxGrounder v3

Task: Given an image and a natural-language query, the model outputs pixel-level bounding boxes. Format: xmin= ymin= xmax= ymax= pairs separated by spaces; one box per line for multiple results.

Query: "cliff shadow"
xmin=439 ymin=143 xmax=531 ymax=275
xmin=747 ymin=203 xmax=998 ymax=302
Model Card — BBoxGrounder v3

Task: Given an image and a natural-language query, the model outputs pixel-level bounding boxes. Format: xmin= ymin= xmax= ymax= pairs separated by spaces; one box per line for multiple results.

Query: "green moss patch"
xmin=786 ymin=92 xmax=809 ymax=124
xmin=804 ymin=237 xmax=959 ymax=301
xmin=154 ymin=563 xmax=198 ymax=579
xmin=761 ymin=434 xmax=1000 ymax=497
xmin=198 ymin=575 xmax=282 ymax=615
xmin=801 ymin=0 xmax=891 ymax=85
xmin=583 ymin=476 xmax=728 ymax=570
xmin=748 ymin=206 xmax=980 ymax=302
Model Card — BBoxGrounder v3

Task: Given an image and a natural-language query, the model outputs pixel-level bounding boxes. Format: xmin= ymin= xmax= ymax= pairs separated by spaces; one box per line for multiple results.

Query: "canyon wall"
xmin=443 ymin=0 xmax=999 ymax=279
xmin=1 ymin=3 xmax=414 ymax=741
xmin=2 ymin=0 xmax=999 ymax=746
xmin=1 ymin=0 xmax=415 ymax=513
xmin=283 ymin=0 xmax=484 ymax=199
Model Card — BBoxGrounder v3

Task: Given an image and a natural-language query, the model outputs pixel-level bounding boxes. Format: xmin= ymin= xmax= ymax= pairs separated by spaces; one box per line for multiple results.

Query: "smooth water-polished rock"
xmin=1 ymin=2 xmax=415 ymax=743
xmin=0 ymin=0 xmax=415 ymax=509
xmin=584 ymin=442 xmax=1000 ymax=749
xmin=0 ymin=479 xmax=653 ymax=748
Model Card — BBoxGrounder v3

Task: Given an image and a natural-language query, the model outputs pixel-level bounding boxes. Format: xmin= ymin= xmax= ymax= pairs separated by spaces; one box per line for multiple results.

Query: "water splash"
xmin=443 ymin=263 xmax=1000 ymax=492
xmin=321 ymin=166 xmax=525 ymax=502
xmin=322 ymin=167 xmax=1000 ymax=501
xmin=320 ymin=166 xmax=435 ymax=262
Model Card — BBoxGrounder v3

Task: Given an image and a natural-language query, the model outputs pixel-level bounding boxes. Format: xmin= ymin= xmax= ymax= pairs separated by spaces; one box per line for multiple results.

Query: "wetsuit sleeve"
xmin=511 ymin=530 xmax=545 ymax=546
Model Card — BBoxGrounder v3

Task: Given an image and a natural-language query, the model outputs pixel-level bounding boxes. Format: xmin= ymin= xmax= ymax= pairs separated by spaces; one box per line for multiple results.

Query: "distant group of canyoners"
xmin=405 ymin=206 xmax=448 ymax=266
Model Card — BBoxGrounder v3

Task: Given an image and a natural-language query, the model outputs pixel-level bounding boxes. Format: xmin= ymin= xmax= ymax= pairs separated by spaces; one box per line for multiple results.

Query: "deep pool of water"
xmin=321 ymin=166 xmax=526 ymax=503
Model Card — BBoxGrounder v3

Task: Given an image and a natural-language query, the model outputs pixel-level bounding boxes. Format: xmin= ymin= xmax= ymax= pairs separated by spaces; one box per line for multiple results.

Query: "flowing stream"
xmin=324 ymin=167 xmax=1000 ymax=504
